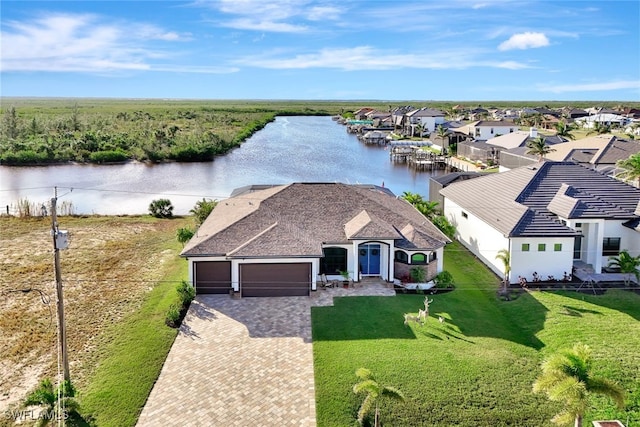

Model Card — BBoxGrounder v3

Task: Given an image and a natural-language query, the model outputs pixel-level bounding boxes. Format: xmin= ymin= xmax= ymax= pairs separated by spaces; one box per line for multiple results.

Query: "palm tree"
xmin=607 ymin=249 xmax=640 ymax=286
xmin=401 ymin=191 xmax=440 ymax=218
xmin=615 ymin=153 xmax=640 ymax=187
xmin=533 ymin=343 xmax=625 ymax=427
xmin=495 ymin=249 xmax=511 ymax=291
xmin=555 ymin=121 xmax=576 ymax=140
xmin=526 ymin=136 xmax=556 ymax=161
xmin=435 ymin=124 xmax=450 ymax=150
xmin=353 ymin=368 xmax=405 ymax=427
xmin=586 ymin=121 xmax=611 ymax=136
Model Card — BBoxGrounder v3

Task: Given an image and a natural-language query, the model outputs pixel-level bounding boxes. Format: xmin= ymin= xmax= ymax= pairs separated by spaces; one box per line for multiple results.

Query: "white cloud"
xmin=0 ymin=13 xmax=221 ymax=74
xmin=219 ymin=18 xmax=308 ymax=33
xmin=538 ymin=80 xmax=640 ymax=93
xmin=234 ymin=46 xmax=532 ymax=71
xmin=498 ymin=32 xmax=550 ymax=51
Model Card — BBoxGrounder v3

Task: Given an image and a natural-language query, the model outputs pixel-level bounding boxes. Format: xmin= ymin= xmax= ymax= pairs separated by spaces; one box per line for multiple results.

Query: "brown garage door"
xmin=194 ymin=261 xmax=232 ymax=294
xmin=240 ymin=263 xmax=311 ymax=297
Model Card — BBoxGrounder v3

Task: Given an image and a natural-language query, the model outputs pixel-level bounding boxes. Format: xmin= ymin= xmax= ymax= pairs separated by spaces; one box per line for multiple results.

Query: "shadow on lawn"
xmin=554 ymin=289 xmax=640 ymax=321
xmin=312 ymin=292 xmax=549 ymax=349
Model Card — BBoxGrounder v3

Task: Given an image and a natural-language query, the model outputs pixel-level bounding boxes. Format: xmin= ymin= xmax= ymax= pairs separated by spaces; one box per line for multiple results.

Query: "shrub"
xmin=165 ymin=304 xmax=181 ymax=328
xmin=1 ymin=150 xmax=50 ymax=165
xmin=176 ymin=227 xmax=194 ymax=245
xmin=149 ymin=199 xmax=173 ymax=218
xmin=177 ymin=281 xmax=195 ymax=306
xmin=89 ymin=149 xmax=128 ymax=163
xmin=431 ymin=215 xmax=456 ymax=239
xmin=433 ymin=271 xmax=455 ymax=289
xmin=410 ymin=266 xmax=426 ymax=283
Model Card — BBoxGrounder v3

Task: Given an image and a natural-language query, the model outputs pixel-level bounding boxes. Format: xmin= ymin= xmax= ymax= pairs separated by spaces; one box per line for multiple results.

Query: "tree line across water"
xmin=0 ymin=99 xmax=348 ymax=165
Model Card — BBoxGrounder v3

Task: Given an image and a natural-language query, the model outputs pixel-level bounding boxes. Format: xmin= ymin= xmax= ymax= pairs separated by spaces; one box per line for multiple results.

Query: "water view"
xmin=0 ymin=116 xmax=444 ymax=215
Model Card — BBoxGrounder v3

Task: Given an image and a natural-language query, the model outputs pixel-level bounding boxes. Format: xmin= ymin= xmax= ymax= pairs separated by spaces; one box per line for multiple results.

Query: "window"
xmin=428 ymin=252 xmax=437 ymax=262
xmin=411 ymin=253 xmax=427 ymax=264
xmin=522 ymin=243 xmax=530 ymax=252
xmin=538 ymin=243 xmax=546 ymax=252
xmin=321 ymin=247 xmax=347 ymax=274
xmin=394 ymin=250 xmax=408 ymax=263
xmin=462 ymin=211 xmax=468 ymax=219
xmin=554 ymin=243 xmax=562 ymax=252
xmin=575 ymin=222 xmax=582 ymax=228
xmin=602 ymin=237 xmax=621 ymax=256
xmin=490 ymin=128 xmax=494 ymax=134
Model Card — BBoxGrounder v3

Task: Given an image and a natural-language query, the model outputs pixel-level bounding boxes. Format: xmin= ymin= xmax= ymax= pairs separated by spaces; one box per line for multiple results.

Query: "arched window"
xmin=394 ymin=250 xmax=408 ymax=263
xmin=429 ymin=252 xmax=437 ymax=262
xmin=411 ymin=253 xmax=427 ymax=264
xmin=321 ymin=247 xmax=347 ymax=274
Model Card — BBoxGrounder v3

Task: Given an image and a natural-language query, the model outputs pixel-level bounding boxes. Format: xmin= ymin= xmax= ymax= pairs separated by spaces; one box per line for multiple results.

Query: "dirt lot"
xmin=0 ymin=215 xmax=189 ymax=413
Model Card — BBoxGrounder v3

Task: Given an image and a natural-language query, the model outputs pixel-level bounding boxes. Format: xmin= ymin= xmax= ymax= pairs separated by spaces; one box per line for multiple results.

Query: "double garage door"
xmin=194 ymin=261 xmax=311 ymax=297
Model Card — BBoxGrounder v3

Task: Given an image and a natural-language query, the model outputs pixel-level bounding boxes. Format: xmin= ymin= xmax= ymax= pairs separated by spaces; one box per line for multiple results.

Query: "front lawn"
xmin=312 ymin=241 xmax=640 ymax=426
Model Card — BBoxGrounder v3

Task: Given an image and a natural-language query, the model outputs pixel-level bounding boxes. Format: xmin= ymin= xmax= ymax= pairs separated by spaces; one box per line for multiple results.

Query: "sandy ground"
xmin=0 ymin=216 xmax=186 ymax=415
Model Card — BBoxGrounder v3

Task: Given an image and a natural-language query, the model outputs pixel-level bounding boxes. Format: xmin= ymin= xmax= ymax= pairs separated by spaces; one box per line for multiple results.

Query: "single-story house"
xmin=181 ymin=183 xmax=450 ymax=297
xmin=440 ymin=162 xmax=640 ymax=283
xmin=575 ymin=113 xmax=631 ymax=129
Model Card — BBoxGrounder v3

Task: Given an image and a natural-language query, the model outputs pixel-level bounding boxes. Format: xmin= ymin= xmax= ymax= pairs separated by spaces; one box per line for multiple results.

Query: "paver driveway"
xmin=136 ymin=295 xmax=316 ymax=427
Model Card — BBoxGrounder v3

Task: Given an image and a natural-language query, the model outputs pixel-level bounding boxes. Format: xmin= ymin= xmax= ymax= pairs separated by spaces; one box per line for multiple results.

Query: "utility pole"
xmin=51 ymin=187 xmax=70 ymax=382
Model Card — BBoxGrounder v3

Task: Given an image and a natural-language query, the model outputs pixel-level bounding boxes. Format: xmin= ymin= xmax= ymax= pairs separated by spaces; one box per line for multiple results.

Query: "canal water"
xmin=0 ymin=116 xmax=445 ymax=215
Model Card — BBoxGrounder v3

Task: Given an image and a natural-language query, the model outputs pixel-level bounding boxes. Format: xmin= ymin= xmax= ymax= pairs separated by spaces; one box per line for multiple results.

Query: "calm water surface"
xmin=0 ymin=116 xmax=444 ymax=214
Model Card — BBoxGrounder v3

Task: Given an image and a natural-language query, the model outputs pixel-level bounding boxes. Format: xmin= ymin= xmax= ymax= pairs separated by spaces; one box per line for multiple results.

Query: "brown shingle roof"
xmin=182 ymin=183 xmax=449 ymax=258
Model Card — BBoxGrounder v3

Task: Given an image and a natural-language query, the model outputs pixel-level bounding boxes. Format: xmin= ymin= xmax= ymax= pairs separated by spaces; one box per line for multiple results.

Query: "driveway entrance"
xmin=136 ymin=296 xmax=316 ymax=426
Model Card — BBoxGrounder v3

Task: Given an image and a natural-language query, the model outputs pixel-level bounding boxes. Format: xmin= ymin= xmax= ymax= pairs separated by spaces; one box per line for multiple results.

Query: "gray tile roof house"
xmin=440 ymin=161 xmax=640 ymax=282
xmin=182 ymin=183 xmax=450 ymax=296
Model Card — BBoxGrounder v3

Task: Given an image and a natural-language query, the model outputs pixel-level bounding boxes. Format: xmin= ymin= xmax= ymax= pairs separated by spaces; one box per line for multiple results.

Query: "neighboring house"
xmin=566 ymin=108 xmax=589 ymax=119
xmin=429 ymin=172 xmax=484 ymax=209
xmin=575 ymin=113 xmax=630 ymax=129
xmin=468 ymin=120 xmax=517 ymax=141
xmin=440 ymin=162 xmax=640 ymax=283
xmin=181 ymin=183 xmax=450 ymax=297
xmin=354 ymin=108 xmax=375 ymax=120
xmin=403 ymin=108 xmax=446 ymax=135
xmin=499 ymin=135 xmax=640 ymax=174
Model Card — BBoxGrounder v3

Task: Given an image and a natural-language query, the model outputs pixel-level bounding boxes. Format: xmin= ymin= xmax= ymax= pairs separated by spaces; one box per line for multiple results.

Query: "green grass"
xmin=312 ymin=241 xmax=640 ymax=426
xmin=77 ymin=228 xmax=188 ymax=426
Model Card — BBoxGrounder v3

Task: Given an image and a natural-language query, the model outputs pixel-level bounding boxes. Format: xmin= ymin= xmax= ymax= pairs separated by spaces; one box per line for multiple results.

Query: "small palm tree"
xmin=615 ymin=152 xmax=640 ymax=187
xmin=353 ymin=368 xmax=405 ymax=427
xmin=526 ymin=136 xmax=556 ymax=161
xmin=555 ymin=121 xmax=575 ymax=140
xmin=24 ymin=379 xmax=79 ymax=426
xmin=533 ymin=343 xmax=625 ymax=427
xmin=607 ymin=249 xmax=640 ymax=286
xmin=495 ymin=249 xmax=511 ymax=291
xmin=586 ymin=121 xmax=611 ymax=136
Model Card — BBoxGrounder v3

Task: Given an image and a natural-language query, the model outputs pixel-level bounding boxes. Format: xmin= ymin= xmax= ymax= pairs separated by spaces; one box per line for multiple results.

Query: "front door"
xmin=359 ymin=244 xmax=381 ymax=275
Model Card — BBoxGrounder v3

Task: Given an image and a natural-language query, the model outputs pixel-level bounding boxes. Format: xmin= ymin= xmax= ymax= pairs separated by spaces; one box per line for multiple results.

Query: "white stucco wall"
xmin=510 ymin=237 xmax=575 ymax=282
xmin=474 ymin=125 xmax=516 ymax=140
xmin=444 ymin=198 xmax=509 ymax=280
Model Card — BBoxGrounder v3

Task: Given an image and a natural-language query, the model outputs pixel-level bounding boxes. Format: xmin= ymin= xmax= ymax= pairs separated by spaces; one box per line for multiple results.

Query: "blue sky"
xmin=1 ymin=0 xmax=639 ymax=101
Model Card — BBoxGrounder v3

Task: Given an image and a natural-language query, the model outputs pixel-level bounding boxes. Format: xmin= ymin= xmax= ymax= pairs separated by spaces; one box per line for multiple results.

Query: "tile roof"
xmin=182 ymin=183 xmax=449 ymax=257
xmin=440 ymin=162 xmax=640 ymax=237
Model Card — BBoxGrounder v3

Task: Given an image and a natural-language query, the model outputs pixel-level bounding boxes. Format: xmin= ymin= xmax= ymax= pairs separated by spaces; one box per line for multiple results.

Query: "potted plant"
xmin=338 ymin=270 xmax=351 ymax=287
